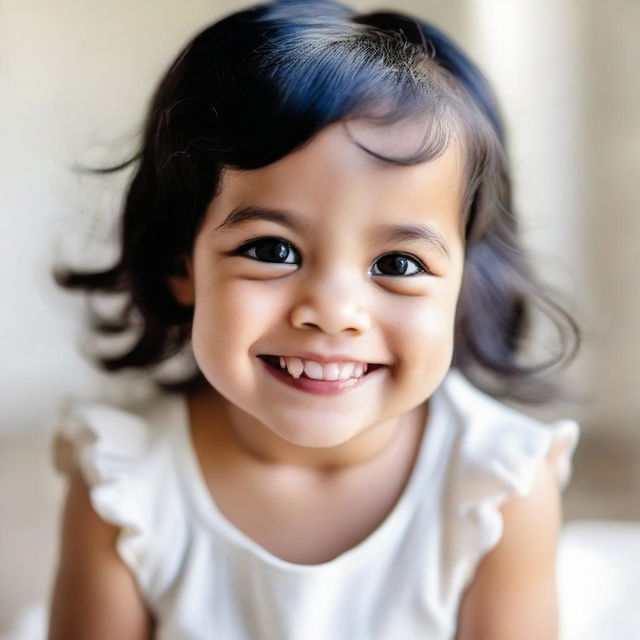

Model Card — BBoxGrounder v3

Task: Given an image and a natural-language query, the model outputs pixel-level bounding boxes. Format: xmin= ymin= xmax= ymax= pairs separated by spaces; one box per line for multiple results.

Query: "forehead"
xmin=208 ymin=120 xmax=466 ymax=253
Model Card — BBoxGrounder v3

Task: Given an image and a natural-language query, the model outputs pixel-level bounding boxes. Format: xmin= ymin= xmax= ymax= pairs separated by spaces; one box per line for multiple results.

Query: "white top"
xmin=51 ymin=368 xmax=579 ymax=640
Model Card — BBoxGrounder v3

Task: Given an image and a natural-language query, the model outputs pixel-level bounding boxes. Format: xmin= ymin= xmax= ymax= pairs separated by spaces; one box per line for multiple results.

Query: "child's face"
xmin=170 ymin=120 xmax=465 ymax=454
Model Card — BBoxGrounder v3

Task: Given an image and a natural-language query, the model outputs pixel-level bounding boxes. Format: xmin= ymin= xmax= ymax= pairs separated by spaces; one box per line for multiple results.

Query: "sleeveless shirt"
xmin=51 ymin=368 xmax=579 ymax=639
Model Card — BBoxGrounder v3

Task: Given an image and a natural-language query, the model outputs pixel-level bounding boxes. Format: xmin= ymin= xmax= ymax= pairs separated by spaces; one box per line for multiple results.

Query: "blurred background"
xmin=1 ymin=0 xmax=638 ymax=635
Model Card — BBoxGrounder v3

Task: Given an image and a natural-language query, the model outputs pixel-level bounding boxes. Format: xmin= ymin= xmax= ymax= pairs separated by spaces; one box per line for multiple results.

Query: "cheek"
xmin=401 ymin=305 xmax=454 ymax=345
xmin=385 ymin=295 xmax=457 ymax=372
xmin=190 ymin=280 xmax=287 ymax=360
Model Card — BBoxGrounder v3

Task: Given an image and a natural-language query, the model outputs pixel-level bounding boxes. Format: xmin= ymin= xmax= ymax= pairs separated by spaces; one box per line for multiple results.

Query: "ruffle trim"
xmin=442 ymin=371 xmax=580 ymax=595
xmin=457 ymin=418 xmax=579 ymax=553
xmin=51 ymin=397 xmax=153 ymax=577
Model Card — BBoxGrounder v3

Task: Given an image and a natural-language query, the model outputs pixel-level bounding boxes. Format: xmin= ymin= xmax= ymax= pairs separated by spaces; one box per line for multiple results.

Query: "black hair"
xmin=53 ymin=0 xmax=580 ymax=403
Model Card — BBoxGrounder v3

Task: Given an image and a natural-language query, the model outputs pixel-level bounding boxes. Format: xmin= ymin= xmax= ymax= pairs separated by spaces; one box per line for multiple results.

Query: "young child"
xmin=48 ymin=1 xmax=581 ymax=638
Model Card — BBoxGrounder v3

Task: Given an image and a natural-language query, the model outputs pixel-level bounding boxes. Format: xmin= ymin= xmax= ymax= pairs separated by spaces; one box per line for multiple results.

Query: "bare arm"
xmin=48 ymin=469 xmax=154 ymax=640
xmin=455 ymin=452 xmax=563 ymax=640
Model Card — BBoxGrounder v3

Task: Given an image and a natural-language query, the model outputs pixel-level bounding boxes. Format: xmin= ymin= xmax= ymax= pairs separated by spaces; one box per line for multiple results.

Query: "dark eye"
xmin=233 ymin=237 xmax=300 ymax=265
xmin=370 ymin=253 xmax=426 ymax=277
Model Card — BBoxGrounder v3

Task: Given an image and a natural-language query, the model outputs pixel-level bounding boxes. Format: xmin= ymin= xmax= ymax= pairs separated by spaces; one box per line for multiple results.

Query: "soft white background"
xmin=1 ymin=0 xmax=639 ymax=635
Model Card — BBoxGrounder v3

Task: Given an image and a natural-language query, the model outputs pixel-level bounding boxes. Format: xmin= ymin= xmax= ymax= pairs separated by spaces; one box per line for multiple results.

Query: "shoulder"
xmin=439 ymin=369 xmax=580 ymax=492
xmin=433 ymin=370 xmax=579 ymax=638
xmin=455 ymin=453 xmax=562 ymax=640
xmin=50 ymin=392 xmax=189 ymax=601
xmin=48 ymin=469 xmax=154 ymax=639
xmin=52 ymin=391 xmax=184 ymax=479
xmin=439 ymin=368 xmax=579 ymax=546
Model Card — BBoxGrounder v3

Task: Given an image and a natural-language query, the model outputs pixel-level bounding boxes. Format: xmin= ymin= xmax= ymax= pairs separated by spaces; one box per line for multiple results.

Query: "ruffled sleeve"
xmin=455 ymin=417 xmax=579 ymax=553
xmin=440 ymin=371 xmax=580 ymax=597
xmin=51 ymin=396 xmax=155 ymax=588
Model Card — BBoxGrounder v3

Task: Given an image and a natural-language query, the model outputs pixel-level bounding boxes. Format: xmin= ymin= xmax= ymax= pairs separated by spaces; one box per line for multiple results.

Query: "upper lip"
xmin=259 ymin=352 xmax=387 ymax=365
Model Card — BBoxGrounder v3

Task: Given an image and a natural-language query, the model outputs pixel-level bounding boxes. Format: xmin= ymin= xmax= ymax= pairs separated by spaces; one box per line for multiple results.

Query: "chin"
xmin=264 ymin=416 xmax=363 ymax=449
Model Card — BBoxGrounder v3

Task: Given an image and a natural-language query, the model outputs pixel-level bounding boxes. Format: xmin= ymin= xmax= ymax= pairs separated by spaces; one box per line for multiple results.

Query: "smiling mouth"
xmin=257 ymin=355 xmax=384 ymax=380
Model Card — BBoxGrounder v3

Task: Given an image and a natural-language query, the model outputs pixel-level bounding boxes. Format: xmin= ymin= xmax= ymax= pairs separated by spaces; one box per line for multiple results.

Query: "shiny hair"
xmin=53 ymin=0 xmax=580 ymax=402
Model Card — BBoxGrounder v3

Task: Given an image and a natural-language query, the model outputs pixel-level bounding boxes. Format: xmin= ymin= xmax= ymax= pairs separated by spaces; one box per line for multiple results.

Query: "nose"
xmin=289 ymin=269 xmax=372 ymax=336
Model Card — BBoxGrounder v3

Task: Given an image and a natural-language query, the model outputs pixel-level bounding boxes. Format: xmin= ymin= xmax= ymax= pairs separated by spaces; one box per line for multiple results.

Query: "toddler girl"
xmin=48 ymin=1 xmax=581 ymax=638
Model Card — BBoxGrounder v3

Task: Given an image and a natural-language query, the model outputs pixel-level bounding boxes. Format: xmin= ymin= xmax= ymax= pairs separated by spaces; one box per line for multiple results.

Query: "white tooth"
xmin=353 ymin=362 xmax=364 ymax=377
xmin=279 ymin=356 xmax=285 ymax=369
xmin=363 ymin=363 xmax=369 ymax=374
xmin=303 ymin=360 xmax=324 ymax=380
xmin=338 ymin=362 xmax=355 ymax=380
xmin=323 ymin=363 xmax=340 ymax=381
xmin=286 ymin=357 xmax=305 ymax=379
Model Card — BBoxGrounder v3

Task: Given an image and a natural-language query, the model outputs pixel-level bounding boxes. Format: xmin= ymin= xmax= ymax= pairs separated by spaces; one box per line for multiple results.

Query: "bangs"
xmin=178 ymin=2 xmax=482 ymax=172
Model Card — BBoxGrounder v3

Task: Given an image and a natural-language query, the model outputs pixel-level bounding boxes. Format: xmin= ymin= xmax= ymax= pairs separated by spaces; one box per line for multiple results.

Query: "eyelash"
xmin=230 ymin=236 xmax=431 ymax=277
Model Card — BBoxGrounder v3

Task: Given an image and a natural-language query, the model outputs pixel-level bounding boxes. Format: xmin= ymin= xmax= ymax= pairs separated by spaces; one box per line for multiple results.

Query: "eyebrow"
xmin=372 ymin=223 xmax=451 ymax=261
xmin=215 ymin=205 xmax=450 ymax=260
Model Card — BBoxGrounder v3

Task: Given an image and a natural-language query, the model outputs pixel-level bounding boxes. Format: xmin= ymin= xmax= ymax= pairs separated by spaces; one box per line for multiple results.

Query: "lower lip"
xmin=258 ymin=358 xmax=384 ymax=396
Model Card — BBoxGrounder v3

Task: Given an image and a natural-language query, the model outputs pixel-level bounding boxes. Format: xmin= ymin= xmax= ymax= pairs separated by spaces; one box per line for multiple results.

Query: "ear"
xmin=167 ymin=255 xmax=195 ymax=306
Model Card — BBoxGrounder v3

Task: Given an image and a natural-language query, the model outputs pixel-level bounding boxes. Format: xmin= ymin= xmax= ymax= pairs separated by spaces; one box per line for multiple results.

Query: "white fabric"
xmin=9 ymin=523 xmax=640 ymax=640
xmin=51 ymin=368 xmax=579 ymax=640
